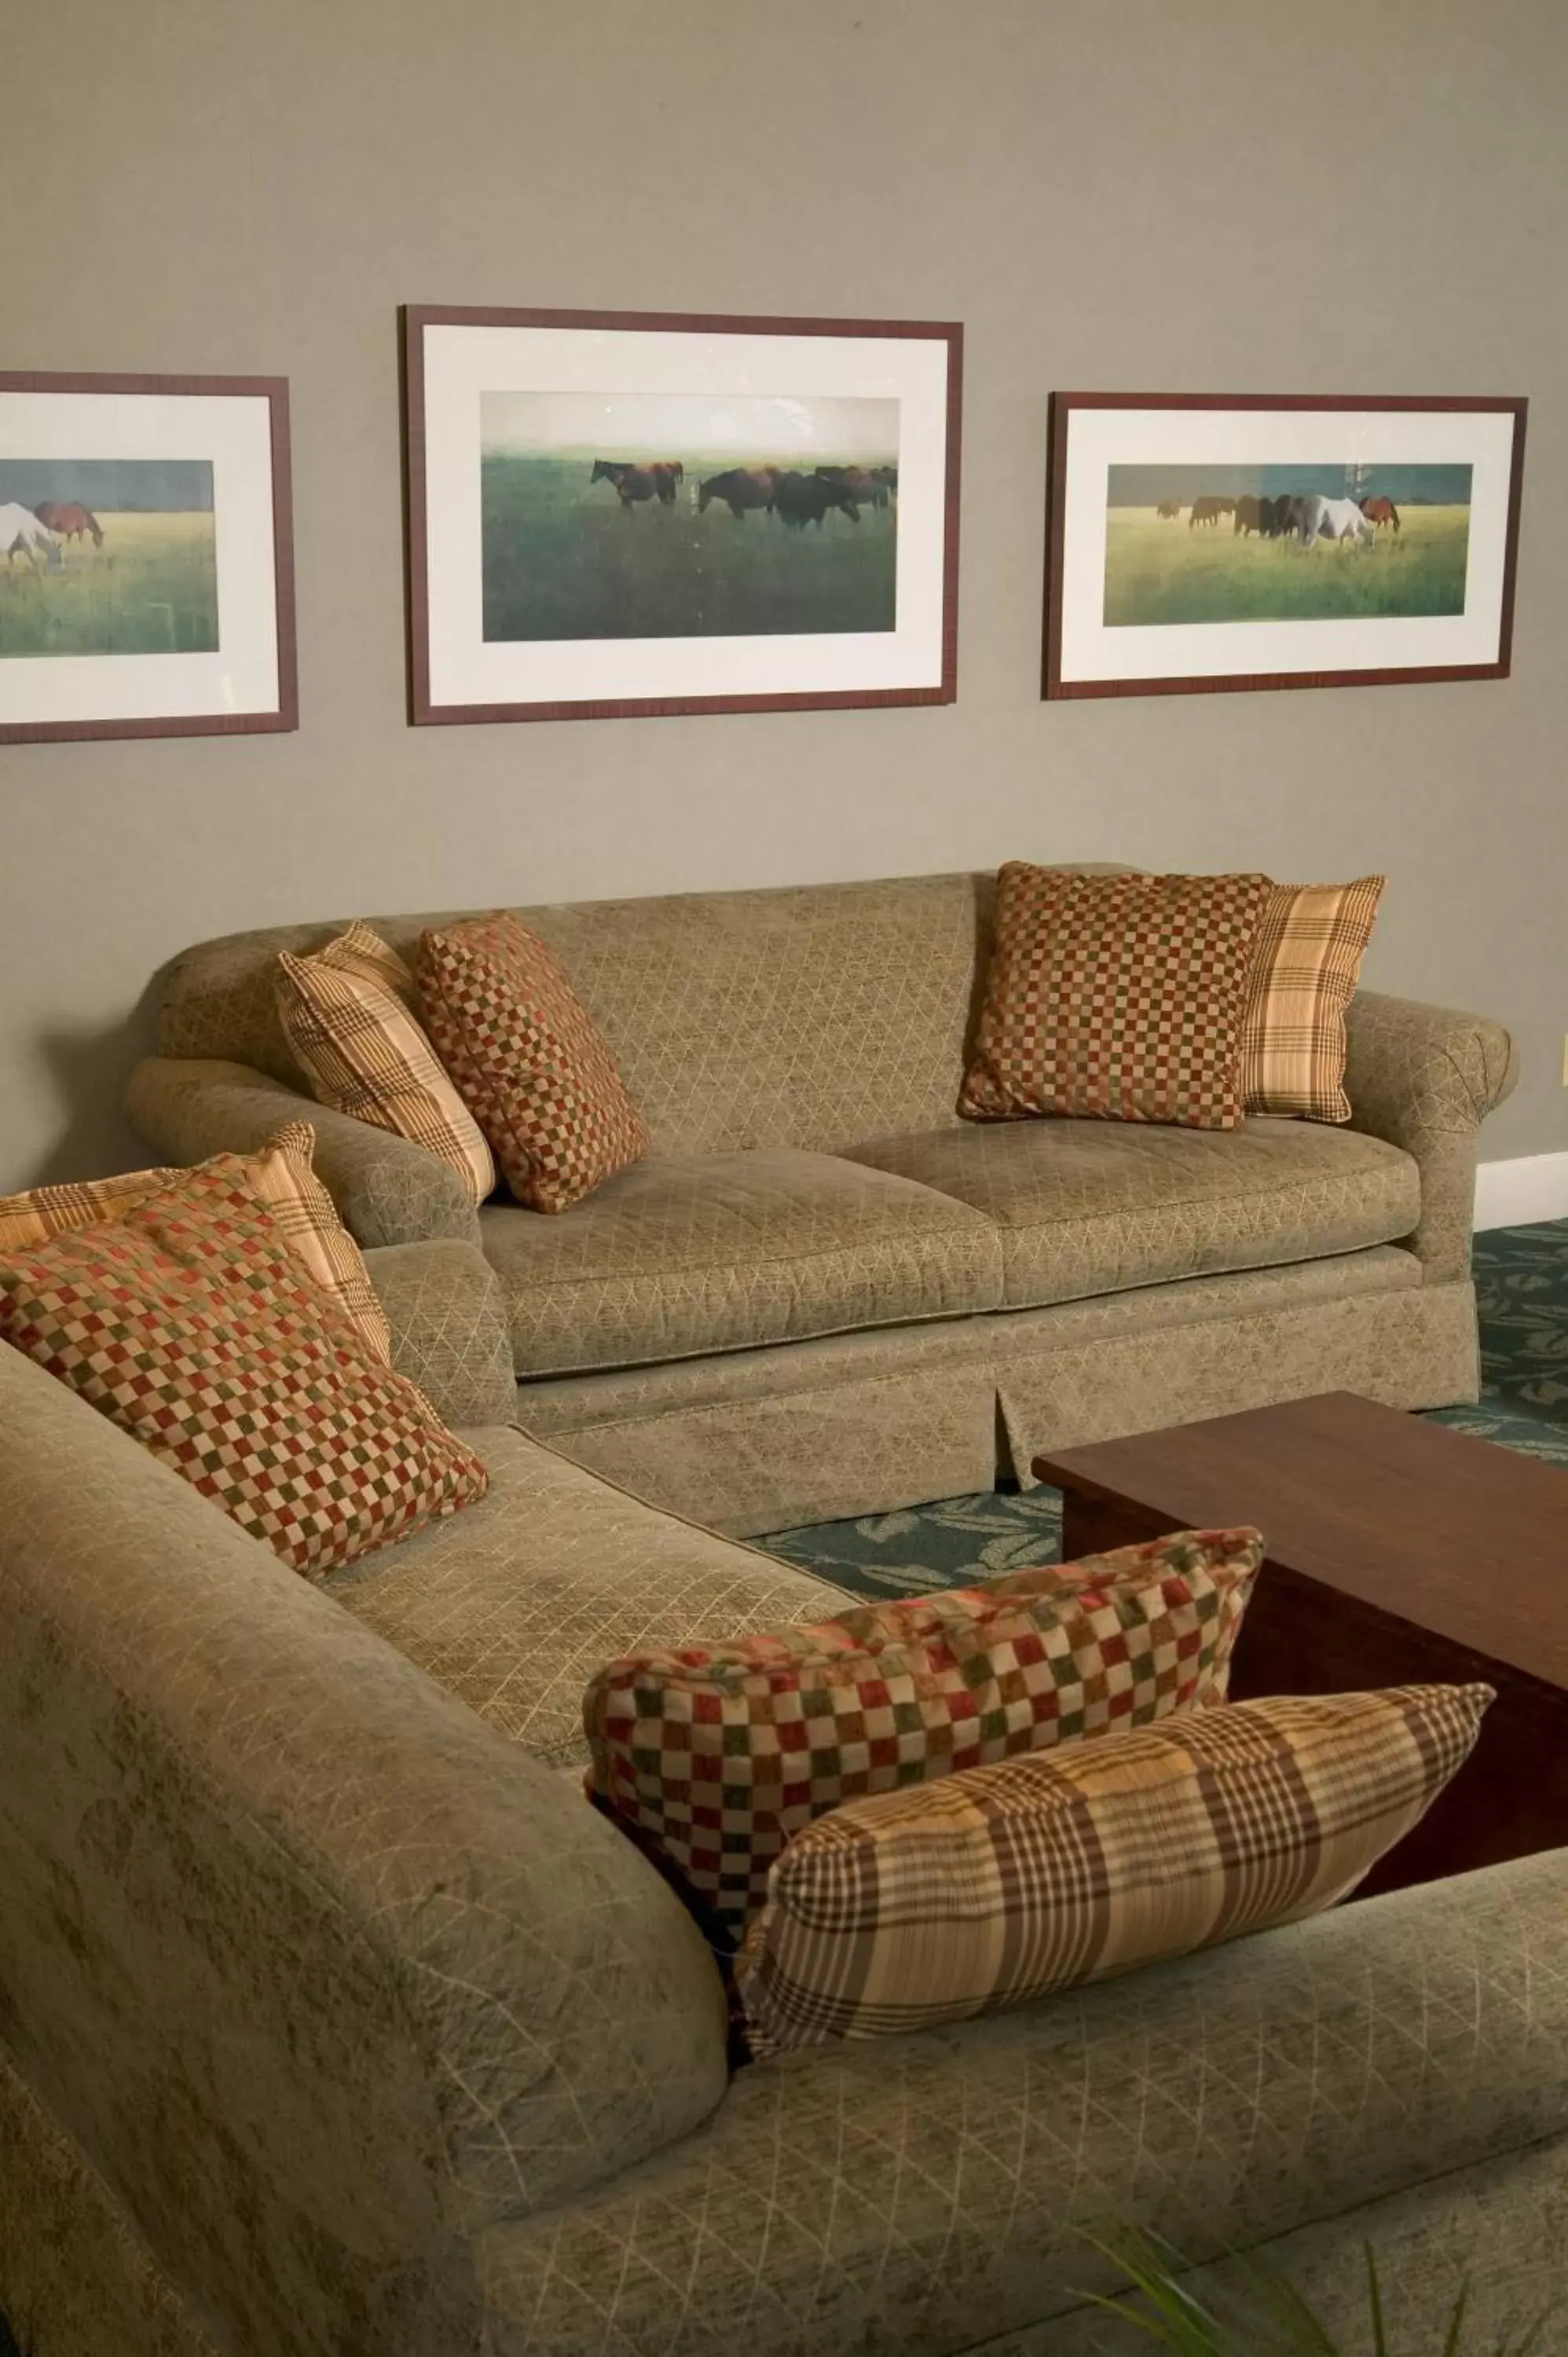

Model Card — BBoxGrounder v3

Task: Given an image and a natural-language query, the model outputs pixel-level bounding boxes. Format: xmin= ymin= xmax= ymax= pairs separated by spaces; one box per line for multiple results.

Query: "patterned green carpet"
xmin=761 ymin=1221 xmax=1568 ymax=1600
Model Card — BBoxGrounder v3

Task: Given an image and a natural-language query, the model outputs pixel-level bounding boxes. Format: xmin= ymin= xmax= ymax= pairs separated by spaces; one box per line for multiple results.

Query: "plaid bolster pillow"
xmin=584 ymin=1527 xmax=1263 ymax=1945
xmin=737 ymin=1682 xmax=1493 ymax=2054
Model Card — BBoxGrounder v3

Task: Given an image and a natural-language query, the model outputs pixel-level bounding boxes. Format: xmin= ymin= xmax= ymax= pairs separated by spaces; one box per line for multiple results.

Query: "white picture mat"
xmin=0 ymin=391 xmax=280 ymax=723
xmin=1057 ymin=406 xmax=1518 ymax=684
xmin=419 ymin=323 xmax=951 ymax=707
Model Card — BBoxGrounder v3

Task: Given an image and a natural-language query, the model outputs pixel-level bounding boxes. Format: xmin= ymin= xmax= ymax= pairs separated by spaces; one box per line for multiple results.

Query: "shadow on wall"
xmin=27 ymin=970 xmax=166 ymax=1187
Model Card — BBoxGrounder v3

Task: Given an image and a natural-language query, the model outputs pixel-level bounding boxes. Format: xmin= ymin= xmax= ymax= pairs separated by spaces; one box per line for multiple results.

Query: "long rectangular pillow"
xmin=737 ymin=1682 xmax=1493 ymax=2053
xmin=585 ymin=1528 xmax=1262 ymax=1943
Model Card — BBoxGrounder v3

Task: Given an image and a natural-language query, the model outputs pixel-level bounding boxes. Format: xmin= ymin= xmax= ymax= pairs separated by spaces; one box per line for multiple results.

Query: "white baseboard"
xmin=1474 ymin=1151 xmax=1568 ymax=1231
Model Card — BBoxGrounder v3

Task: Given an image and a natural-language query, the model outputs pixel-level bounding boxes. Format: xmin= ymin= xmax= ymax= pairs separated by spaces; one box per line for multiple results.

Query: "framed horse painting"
xmin=402 ymin=305 xmax=962 ymax=724
xmin=1043 ymin=392 xmax=1526 ymax=699
xmin=0 ymin=372 xmax=295 ymax=745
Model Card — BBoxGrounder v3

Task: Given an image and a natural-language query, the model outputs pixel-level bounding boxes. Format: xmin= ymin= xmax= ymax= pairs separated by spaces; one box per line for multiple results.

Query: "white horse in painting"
xmin=0 ymin=504 xmax=62 ymax=571
xmin=1297 ymin=493 xmax=1376 ymax=552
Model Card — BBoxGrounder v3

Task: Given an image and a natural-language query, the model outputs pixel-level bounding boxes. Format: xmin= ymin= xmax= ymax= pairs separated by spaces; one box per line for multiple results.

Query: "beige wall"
xmin=5 ymin=0 xmax=1565 ymax=1189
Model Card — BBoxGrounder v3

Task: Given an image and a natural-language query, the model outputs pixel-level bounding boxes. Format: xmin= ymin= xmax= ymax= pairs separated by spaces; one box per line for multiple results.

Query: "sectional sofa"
xmin=124 ymin=865 xmax=1519 ymax=1535
xmin=2 ymin=1260 xmax=1566 ymax=2357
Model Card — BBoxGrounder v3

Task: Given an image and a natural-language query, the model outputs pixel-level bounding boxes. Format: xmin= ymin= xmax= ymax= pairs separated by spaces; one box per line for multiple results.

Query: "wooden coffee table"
xmin=1032 ymin=1391 xmax=1568 ymax=1898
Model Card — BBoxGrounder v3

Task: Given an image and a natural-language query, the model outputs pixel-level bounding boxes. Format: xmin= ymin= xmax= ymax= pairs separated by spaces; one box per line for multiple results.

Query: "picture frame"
xmin=402 ymin=304 xmax=962 ymax=724
xmin=0 ymin=372 xmax=295 ymax=746
xmin=1043 ymin=392 xmax=1526 ymax=701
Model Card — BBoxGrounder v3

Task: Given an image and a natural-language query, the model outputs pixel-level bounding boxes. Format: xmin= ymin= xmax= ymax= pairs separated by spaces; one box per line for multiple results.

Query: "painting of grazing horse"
xmin=815 ymin=464 xmax=885 ymax=511
xmin=772 ymin=471 xmax=860 ymax=529
xmin=696 ymin=467 xmax=776 ymax=519
xmin=1233 ymin=494 xmax=1266 ymax=537
xmin=1156 ymin=499 xmax=1181 ymax=519
xmin=1189 ymin=494 xmax=1231 ymax=528
xmin=1297 ymin=493 xmax=1376 ymax=552
xmin=0 ymin=504 xmax=61 ymax=571
xmin=1361 ymin=495 xmax=1401 ymax=534
xmin=33 ymin=500 xmax=103 ymax=547
xmin=590 ymin=459 xmax=680 ymax=509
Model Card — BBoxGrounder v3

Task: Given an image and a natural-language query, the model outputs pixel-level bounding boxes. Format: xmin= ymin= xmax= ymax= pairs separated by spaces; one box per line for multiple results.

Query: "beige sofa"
xmin=126 ymin=867 xmax=1519 ymax=1535
xmin=4 ymin=1281 xmax=1567 ymax=2357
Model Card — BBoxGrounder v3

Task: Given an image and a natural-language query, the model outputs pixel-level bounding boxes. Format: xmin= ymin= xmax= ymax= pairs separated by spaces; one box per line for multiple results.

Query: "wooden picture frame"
xmin=403 ymin=304 xmax=962 ymax=724
xmin=0 ymin=372 xmax=295 ymax=745
xmin=1043 ymin=391 xmax=1526 ymax=700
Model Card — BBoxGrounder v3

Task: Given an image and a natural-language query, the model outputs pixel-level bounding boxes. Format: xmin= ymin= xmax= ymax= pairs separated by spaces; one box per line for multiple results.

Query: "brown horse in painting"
xmin=590 ymin=459 xmax=680 ymax=508
xmin=1360 ymin=495 xmax=1401 ymax=534
xmin=33 ymin=500 xmax=103 ymax=547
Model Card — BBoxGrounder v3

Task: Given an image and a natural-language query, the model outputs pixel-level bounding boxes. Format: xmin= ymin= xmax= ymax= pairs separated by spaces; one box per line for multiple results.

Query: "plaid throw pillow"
xmin=584 ymin=1527 xmax=1262 ymax=1944
xmin=0 ymin=1158 xmax=487 ymax=1576
xmin=1243 ymin=878 xmax=1386 ymax=1122
xmin=276 ymin=922 xmax=496 ymax=1206
xmin=737 ymin=1682 xmax=1492 ymax=2053
xmin=960 ymin=867 xmax=1272 ymax=1131
xmin=416 ymin=913 xmax=650 ymax=1214
xmin=0 ymin=1125 xmax=390 ymax=1364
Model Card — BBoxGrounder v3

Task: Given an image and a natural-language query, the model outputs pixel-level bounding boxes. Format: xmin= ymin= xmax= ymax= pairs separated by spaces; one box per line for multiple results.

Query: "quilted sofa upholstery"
xmin=3 ymin=1292 xmax=1567 ymax=2357
xmin=125 ymin=867 xmax=1518 ymax=1532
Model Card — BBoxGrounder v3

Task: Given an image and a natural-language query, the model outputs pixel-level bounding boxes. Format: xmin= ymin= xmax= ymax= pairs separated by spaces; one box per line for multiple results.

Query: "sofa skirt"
xmin=515 ymin=1252 xmax=1475 ymax=1537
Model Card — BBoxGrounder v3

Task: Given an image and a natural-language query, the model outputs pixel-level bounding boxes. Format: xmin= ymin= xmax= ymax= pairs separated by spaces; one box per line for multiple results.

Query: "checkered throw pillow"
xmin=276 ymin=922 xmax=496 ymax=1206
xmin=0 ymin=1124 xmax=390 ymax=1364
xmin=584 ymin=1527 xmax=1262 ymax=1943
xmin=1243 ymin=878 xmax=1386 ymax=1122
xmin=960 ymin=867 xmax=1273 ymax=1130
xmin=737 ymin=1681 xmax=1492 ymax=2052
xmin=0 ymin=1157 xmax=487 ymax=1576
xmin=416 ymin=913 xmax=650 ymax=1214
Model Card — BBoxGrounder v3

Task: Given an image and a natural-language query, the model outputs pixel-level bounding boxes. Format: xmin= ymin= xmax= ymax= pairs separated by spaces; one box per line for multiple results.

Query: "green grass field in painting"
xmin=1103 ymin=505 xmax=1470 ymax=627
xmin=482 ymin=456 xmax=896 ymax=641
xmin=0 ymin=512 xmax=219 ymax=658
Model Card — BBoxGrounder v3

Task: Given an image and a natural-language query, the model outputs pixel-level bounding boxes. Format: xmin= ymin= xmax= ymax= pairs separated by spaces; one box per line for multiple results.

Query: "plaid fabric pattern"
xmin=0 ymin=1157 xmax=488 ymax=1577
xmin=0 ymin=1128 xmax=390 ymax=1364
xmin=737 ymin=1681 xmax=1493 ymax=2052
xmin=0 ymin=1165 xmax=179 ymax=1250
xmin=416 ymin=913 xmax=650 ymax=1214
xmin=959 ymin=867 xmax=1272 ymax=1131
xmin=244 ymin=1122 xmax=392 ymax=1362
xmin=584 ymin=1528 xmax=1262 ymax=1942
xmin=276 ymin=922 xmax=496 ymax=1205
xmin=1243 ymin=878 xmax=1387 ymax=1122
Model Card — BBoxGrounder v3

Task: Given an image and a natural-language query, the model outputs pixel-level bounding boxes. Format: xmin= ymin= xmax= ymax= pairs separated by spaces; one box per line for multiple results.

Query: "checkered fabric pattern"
xmin=276 ymin=922 xmax=496 ymax=1205
xmin=960 ymin=866 xmax=1273 ymax=1131
xmin=584 ymin=1527 xmax=1263 ymax=1942
xmin=416 ymin=913 xmax=650 ymax=1215
xmin=737 ymin=1681 xmax=1493 ymax=2052
xmin=0 ymin=1157 xmax=488 ymax=1577
xmin=0 ymin=1127 xmax=390 ymax=1364
xmin=1243 ymin=878 xmax=1387 ymax=1122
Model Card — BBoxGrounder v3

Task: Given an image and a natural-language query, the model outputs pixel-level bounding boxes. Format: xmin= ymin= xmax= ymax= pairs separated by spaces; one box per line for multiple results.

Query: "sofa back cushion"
xmin=155 ymin=868 xmax=1127 ymax=1159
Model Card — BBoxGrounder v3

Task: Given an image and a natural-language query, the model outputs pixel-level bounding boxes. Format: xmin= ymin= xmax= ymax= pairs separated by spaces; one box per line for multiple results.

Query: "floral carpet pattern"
xmin=761 ymin=1222 xmax=1568 ymax=1600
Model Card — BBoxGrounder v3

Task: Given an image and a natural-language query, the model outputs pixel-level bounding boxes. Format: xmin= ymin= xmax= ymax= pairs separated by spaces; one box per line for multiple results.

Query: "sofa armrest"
xmin=125 ymin=1054 xmax=482 ymax=1251
xmin=365 ymin=1238 xmax=518 ymax=1427
xmin=478 ymin=1848 xmax=1568 ymax=2356
xmin=0 ymin=1344 xmax=727 ymax=2357
xmin=1343 ymin=991 xmax=1519 ymax=1281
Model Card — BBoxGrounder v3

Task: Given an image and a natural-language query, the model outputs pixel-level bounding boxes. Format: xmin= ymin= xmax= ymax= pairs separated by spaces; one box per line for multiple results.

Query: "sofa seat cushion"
xmin=482 ymin=1149 xmax=1004 ymax=1379
xmin=845 ymin=1116 xmax=1420 ymax=1310
xmin=324 ymin=1426 xmax=852 ymax=1772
